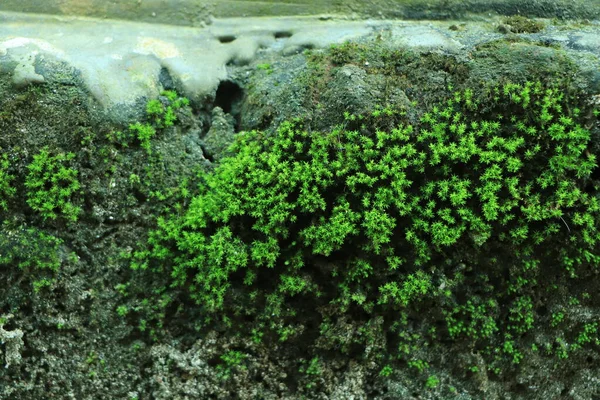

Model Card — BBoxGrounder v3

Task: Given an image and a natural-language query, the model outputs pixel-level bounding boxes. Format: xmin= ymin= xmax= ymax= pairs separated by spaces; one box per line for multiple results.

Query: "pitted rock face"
xmin=1 ymin=10 xmax=599 ymax=124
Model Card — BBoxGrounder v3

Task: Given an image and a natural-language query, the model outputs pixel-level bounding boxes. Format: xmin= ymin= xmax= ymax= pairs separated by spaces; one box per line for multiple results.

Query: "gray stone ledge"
xmin=0 ymin=0 xmax=598 ymax=27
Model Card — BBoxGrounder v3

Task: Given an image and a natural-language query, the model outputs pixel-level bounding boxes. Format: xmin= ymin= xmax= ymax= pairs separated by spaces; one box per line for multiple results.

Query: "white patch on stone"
xmin=572 ymin=32 xmax=600 ymax=52
xmin=391 ymin=26 xmax=464 ymax=50
xmin=134 ymin=37 xmax=180 ymax=59
xmin=12 ymin=51 xmax=45 ymax=87
xmin=1 ymin=37 xmax=60 ymax=53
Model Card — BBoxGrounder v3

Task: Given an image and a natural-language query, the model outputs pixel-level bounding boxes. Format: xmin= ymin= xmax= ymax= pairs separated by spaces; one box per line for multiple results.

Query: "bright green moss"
xmin=25 ymin=147 xmax=82 ymax=222
xmin=145 ymin=90 xmax=189 ymax=129
xmin=216 ymin=350 xmax=247 ymax=381
xmin=425 ymin=374 xmax=440 ymax=389
xmin=128 ymin=122 xmax=156 ymax=153
xmin=131 ymin=81 xmax=600 ymax=371
xmin=108 ymin=90 xmax=190 ymax=154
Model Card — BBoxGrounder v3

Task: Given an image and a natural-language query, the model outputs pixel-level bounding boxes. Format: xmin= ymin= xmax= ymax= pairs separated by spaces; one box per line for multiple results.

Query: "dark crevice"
xmin=214 ymin=80 xmax=244 ymax=131
xmin=158 ymin=67 xmax=175 ymax=90
xmin=585 ymin=161 xmax=599 ymax=193
xmin=226 ymin=57 xmax=250 ymax=67
xmin=274 ymin=31 xmax=293 ymax=39
xmin=538 ymin=305 xmax=548 ymax=316
xmin=132 ymin=189 xmax=147 ymax=204
xmin=296 ymin=43 xmax=315 ymax=51
xmin=200 ymin=144 xmax=215 ymax=163
xmin=258 ymin=113 xmax=273 ymax=131
xmin=513 ymin=383 xmax=528 ymax=394
xmin=217 ymin=35 xmax=236 ymax=44
xmin=215 ymin=80 xmax=242 ymax=114
xmin=591 ymin=162 xmax=600 ymax=181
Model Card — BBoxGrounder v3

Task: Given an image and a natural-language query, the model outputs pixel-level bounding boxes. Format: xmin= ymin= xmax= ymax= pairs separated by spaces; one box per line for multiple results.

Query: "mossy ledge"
xmin=128 ymin=80 xmax=600 ymax=395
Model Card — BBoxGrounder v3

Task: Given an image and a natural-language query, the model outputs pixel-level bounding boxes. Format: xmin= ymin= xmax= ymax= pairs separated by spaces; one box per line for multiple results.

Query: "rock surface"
xmin=1 ymin=11 xmax=599 ymax=121
xmin=0 ymin=7 xmax=599 ymax=400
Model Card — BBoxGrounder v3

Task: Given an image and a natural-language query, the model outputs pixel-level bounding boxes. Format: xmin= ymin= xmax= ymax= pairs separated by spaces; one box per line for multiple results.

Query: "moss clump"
xmin=25 ymin=147 xmax=82 ymax=222
xmin=108 ymin=90 xmax=190 ymax=154
xmin=144 ymin=90 xmax=189 ymax=129
xmin=0 ymin=222 xmax=64 ymax=293
xmin=501 ymin=16 xmax=545 ymax=33
xmin=0 ymin=223 xmax=62 ymax=272
xmin=298 ymin=37 xmax=579 ymax=136
xmin=130 ymin=81 xmax=599 ymax=381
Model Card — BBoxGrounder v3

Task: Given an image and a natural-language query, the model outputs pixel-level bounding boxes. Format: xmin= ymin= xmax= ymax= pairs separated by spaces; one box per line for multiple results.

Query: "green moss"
xmin=0 ymin=78 xmax=101 ymax=159
xmin=130 ymin=80 xmax=600 ymax=377
xmin=256 ymin=63 xmax=273 ymax=75
xmin=425 ymin=374 xmax=440 ymax=389
xmin=109 ymin=90 xmax=190 ymax=155
xmin=0 ymin=151 xmax=16 ymax=210
xmin=379 ymin=365 xmax=393 ymax=377
xmin=0 ymin=222 xmax=64 ymax=293
xmin=0 ymin=223 xmax=62 ymax=271
xmin=502 ymin=15 xmax=545 ymax=33
xmin=25 ymin=147 xmax=82 ymax=222
xmin=144 ymin=91 xmax=188 ymax=129
xmin=216 ymin=350 xmax=247 ymax=381
xmin=303 ymin=40 xmax=472 ymax=109
xmin=299 ymin=37 xmax=581 ymax=135
xmin=128 ymin=122 xmax=156 ymax=153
